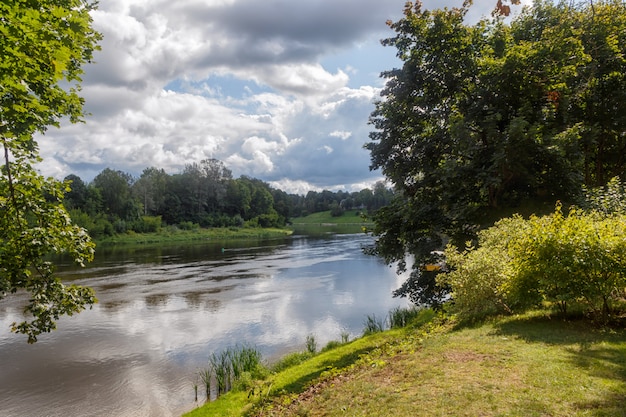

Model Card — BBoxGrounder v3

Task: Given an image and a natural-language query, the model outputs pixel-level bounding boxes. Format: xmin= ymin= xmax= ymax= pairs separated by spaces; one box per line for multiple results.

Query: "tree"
xmin=1 ymin=0 xmax=101 ymax=342
xmin=132 ymin=167 xmax=170 ymax=216
xmin=366 ymin=1 xmax=626 ymax=305
xmin=92 ymin=168 xmax=138 ymax=223
xmin=64 ymin=174 xmax=88 ymax=210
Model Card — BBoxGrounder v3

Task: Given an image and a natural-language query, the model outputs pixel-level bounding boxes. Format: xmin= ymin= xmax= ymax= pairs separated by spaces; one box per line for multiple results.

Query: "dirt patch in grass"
xmin=442 ymin=349 xmax=494 ymax=363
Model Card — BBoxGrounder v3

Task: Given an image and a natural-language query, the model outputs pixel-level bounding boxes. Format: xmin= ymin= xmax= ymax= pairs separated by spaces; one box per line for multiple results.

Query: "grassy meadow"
xmin=184 ymin=309 xmax=626 ymax=416
xmin=289 ymin=210 xmax=371 ymax=225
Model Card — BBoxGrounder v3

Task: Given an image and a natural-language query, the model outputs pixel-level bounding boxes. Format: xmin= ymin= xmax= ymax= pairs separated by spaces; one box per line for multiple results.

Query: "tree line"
xmin=62 ymin=159 xmax=394 ymax=238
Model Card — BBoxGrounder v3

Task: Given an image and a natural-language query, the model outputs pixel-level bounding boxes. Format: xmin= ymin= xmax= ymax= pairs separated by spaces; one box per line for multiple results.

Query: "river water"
xmin=0 ymin=233 xmax=407 ymax=417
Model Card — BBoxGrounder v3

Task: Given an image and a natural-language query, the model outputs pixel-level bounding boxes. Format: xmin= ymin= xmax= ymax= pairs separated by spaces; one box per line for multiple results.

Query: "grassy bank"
xmin=184 ymin=310 xmax=626 ymax=416
xmin=290 ymin=210 xmax=372 ymax=225
xmin=95 ymin=227 xmax=292 ymax=246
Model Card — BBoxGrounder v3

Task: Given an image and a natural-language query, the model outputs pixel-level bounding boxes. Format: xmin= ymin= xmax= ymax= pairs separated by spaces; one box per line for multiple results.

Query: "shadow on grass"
xmin=492 ymin=315 xmax=626 ymax=416
xmin=277 ymin=346 xmax=375 ymax=394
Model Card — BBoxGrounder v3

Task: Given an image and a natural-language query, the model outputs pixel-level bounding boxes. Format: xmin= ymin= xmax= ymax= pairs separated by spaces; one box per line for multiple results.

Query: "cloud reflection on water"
xmin=0 ymin=234 xmax=409 ymax=417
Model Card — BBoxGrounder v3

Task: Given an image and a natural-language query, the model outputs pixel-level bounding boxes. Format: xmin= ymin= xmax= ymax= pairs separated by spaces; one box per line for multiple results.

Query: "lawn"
xmin=184 ymin=310 xmax=626 ymax=416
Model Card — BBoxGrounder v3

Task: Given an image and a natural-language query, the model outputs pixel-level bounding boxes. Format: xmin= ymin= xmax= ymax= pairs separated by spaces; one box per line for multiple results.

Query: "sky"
xmin=37 ymin=0 xmax=529 ymax=195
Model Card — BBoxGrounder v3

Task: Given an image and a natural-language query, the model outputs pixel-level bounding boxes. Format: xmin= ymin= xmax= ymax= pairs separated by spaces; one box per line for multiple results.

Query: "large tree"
xmin=1 ymin=0 xmax=101 ymax=342
xmin=366 ymin=0 xmax=626 ymax=305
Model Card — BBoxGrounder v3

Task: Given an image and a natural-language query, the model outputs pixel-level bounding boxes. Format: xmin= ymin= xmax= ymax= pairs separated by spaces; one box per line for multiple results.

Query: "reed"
xmin=201 ymin=344 xmax=265 ymax=400
xmin=229 ymin=344 xmax=264 ymax=382
xmin=362 ymin=314 xmax=385 ymax=335
xmin=387 ymin=305 xmax=424 ymax=329
xmin=210 ymin=350 xmax=232 ymax=396
xmin=305 ymin=334 xmax=317 ymax=354
xmin=197 ymin=367 xmax=212 ymax=400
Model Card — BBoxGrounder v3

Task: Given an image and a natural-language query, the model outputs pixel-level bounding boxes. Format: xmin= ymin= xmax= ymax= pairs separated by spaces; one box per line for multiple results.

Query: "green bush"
xmin=442 ymin=215 xmax=537 ymax=318
xmin=271 ymin=351 xmax=314 ymax=373
xmin=442 ymin=204 xmax=626 ymax=322
xmin=178 ymin=221 xmax=199 ymax=230
xmin=130 ymin=215 xmax=162 ymax=233
xmin=321 ymin=340 xmax=343 ymax=352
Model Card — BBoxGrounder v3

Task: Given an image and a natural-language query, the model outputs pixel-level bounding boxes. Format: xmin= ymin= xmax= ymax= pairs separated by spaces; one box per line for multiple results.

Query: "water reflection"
xmin=0 ymin=234 xmax=407 ymax=417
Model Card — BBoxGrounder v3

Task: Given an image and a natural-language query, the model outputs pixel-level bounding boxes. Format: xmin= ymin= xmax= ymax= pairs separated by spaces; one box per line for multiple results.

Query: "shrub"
xmin=441 ymin=215 xmax=537 ymax=319
xmin=271 ymin=351 xmax=314 ymax=373
xmin=178 ymin=221 xmax=199 ymax=230
xmin=516 ymin=206 xmax=626 ymax=320
xmin=321 ymin=340 xmax=343 ymax=352
xmin=130 ymin=215 xmax=162 ymax=233
xmin=442 ymin=204 xmax=626 ymax=322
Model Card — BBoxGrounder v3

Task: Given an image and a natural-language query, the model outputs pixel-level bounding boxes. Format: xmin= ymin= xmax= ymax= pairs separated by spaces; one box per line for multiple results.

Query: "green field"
xmin=290 ymin=210 xmax=372 ymax=225
xmin=184 ymin=310 xmax=626 ymax=416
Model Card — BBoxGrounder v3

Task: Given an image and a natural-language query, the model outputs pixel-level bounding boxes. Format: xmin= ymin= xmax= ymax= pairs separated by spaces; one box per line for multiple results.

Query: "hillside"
xmin=290 ymin=210 xmax=372 ymax=225
xmin=184 ymin=311 xmax=626 ymax=416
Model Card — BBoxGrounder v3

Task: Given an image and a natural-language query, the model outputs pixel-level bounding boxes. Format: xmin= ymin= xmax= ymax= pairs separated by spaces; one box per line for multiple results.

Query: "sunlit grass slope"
xmin=184 ymin=311 xmax=626 ymax=416
xmin=290 ymin=210 xmax=371 ymax=225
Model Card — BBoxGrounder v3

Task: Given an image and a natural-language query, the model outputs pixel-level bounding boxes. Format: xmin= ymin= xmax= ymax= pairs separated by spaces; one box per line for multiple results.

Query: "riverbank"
xmin=290 ymin=210 xmax=372 ymax=226
xmin=94 ymin=226 xmax=293 ymax=246
xmin=184 ymin=310 xmax=626 ymax=416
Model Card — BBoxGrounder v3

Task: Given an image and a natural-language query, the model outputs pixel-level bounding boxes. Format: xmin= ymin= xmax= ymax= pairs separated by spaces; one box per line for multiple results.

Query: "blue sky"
xmin=37 ymin=0 xmax=529 ymax=194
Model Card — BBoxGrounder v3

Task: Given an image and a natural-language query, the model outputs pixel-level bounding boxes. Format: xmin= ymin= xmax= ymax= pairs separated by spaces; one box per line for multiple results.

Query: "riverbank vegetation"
xmin=62 ymin=164 xmax=394 ymax=240
xmin=95 ymin=226 xmax=292 ymax=246
xmin=184 ymin=307 xmax=626 ymax=417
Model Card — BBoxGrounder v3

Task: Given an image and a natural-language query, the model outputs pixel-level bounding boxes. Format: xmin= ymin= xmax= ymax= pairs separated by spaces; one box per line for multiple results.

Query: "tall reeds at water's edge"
xmin=198 ymin=344 xmax=265 ymax=401
xmin=363 ymin=305 xmax=428 ymax=334
xmin=194 ymin=306 xmax=428 ymax=402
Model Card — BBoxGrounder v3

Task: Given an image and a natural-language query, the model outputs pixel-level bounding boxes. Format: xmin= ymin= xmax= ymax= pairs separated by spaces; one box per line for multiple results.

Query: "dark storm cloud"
xmin=179 ymin=0 xmax=403 ymax=67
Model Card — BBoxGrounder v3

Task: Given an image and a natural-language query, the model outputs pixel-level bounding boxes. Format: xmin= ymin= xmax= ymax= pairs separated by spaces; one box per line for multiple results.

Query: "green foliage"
xmin=178 ymin=221 xmax=200 ymax=230
xmin=581 ymin=176 xmax=626 ymax=215
xmin=129 ymin=216 xmax=162 ymax=233
xmin=367 ymin=0 xmax=626 ymax=306
xmin=387 ymin=305 xmax=427 ymax=329
xmin=68 ymin=208 xmax=114 ymax=239
xmin=271 ymin=351 xmax=314 ymax=373
xmin=362 ymin=314 xmax=385 ymax=335
xmin=0 ymin=0 xmax=101 ymax=342
xmin=442 ymin=216 xmax=537 ymax=319
xmin=305 ymin=334 xmax=317 ymax=354
xmin=321 ymin=340 xmax=343 ymax=352
xmin=443 ymin=205 xmax=626 ymax=322
xmin=202 ymin=345 xmax=266 ymax=400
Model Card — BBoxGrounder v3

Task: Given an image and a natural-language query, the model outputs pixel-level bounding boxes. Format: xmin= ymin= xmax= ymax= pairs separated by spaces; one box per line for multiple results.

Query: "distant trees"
xmin=63 ymin=162 xmax=391 ymax=237
xmin=367 ymin=0 xmax=626 ymax=305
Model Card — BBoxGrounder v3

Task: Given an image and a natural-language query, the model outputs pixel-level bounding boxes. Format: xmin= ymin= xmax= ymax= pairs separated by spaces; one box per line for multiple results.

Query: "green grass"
xmin=95 ymin=227 xmax=292 ymax=246
xmin=290 ymin=210 xmax=371 ymax=225
xmin=184 ymin=310 xmax=626 ymax=417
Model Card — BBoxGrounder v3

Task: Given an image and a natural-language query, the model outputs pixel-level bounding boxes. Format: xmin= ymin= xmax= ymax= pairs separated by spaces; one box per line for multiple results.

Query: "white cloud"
xmin=35 ymin=0 xmax=526 ymax=192
xmin=329 ymin=131 xmax=352 ymax=141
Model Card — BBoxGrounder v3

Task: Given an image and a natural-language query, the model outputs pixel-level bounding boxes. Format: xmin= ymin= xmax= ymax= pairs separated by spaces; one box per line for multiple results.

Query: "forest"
xmin=61 ymin=159 xmax=394 ymax=239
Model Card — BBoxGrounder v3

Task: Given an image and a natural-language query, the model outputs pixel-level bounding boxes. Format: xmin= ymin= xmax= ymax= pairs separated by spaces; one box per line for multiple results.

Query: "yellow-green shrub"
xmin=442 ymin=204 xmax=626 ymax=321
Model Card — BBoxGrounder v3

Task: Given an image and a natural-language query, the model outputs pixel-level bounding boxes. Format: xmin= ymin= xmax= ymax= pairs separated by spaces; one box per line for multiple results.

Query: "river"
xmin=0 ymin=232 xmax=408 ymax=417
